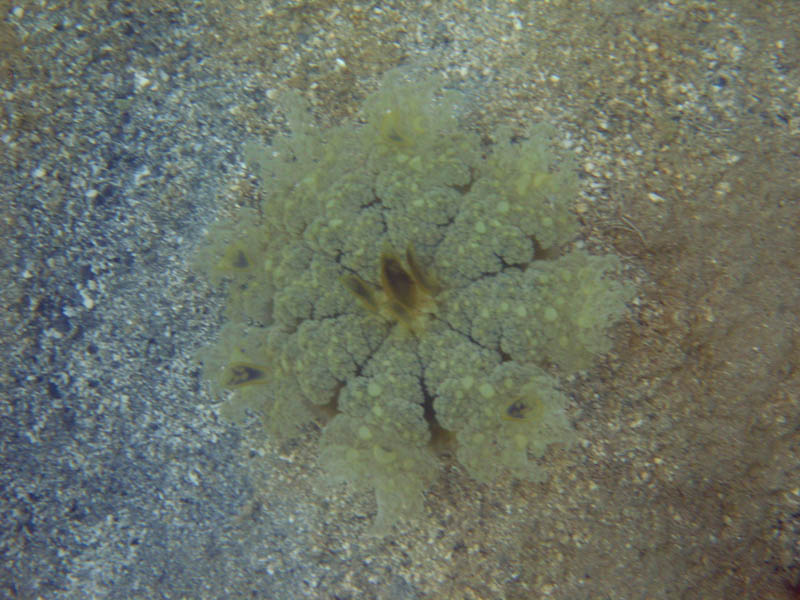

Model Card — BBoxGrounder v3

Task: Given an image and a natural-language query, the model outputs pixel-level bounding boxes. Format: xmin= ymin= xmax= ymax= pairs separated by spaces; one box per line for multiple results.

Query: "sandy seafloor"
xmin=1 ymin=1 xmax=799 ymax=598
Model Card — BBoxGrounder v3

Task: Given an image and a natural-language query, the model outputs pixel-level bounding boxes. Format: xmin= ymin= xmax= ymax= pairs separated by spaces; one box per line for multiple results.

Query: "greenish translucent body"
xmin=196 ymin=69 xmax=635 ymax=534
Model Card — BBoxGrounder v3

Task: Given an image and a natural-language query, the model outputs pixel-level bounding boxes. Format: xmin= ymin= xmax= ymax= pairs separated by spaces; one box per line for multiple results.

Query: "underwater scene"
xmin=2 ymin=1 xmax=798 ymax=598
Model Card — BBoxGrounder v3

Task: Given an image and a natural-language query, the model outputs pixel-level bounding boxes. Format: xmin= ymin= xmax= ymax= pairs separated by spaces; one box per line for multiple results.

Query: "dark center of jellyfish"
xmin=381 ymin=255 xmax=417 ymax=309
